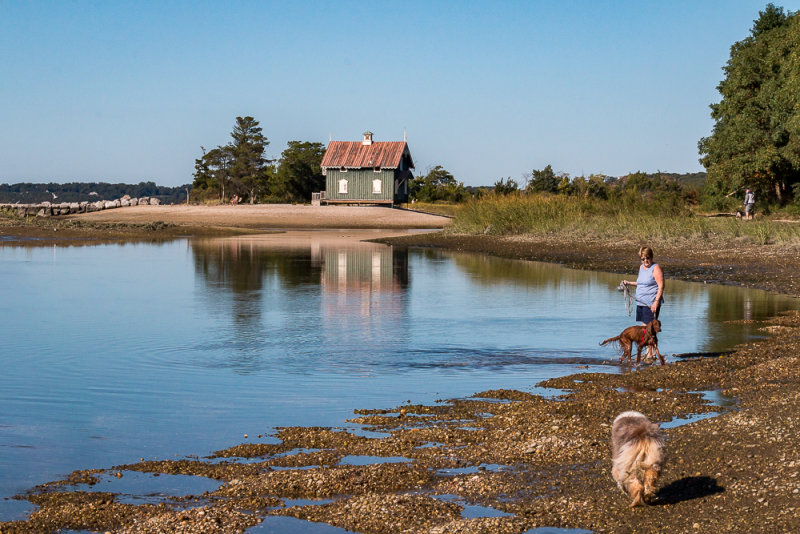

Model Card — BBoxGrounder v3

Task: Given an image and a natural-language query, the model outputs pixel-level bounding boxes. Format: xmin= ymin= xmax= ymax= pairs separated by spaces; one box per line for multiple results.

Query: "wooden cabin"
xmin=319 ymin=132 xmax=414 ymax=205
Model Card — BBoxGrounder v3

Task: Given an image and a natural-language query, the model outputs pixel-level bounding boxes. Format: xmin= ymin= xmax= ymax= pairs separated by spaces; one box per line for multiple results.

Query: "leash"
xmin=617 ymin=281 xmax=633 ymax=316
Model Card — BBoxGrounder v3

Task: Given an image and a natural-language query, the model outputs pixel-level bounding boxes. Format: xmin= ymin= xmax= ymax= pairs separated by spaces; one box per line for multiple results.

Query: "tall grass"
xmin=449 ymin=194 xmax=800 ymax=246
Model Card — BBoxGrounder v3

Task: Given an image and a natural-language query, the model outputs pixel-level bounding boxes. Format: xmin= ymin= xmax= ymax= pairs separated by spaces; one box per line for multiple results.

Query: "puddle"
xmin=248 ymin=515 xmax=355 ymax=533
xmin=433 ymin=493 xmax=513 ymax=519
xmin=661 ymin=412 xmax=718 ymax=429
xmin=0 ymin=498 xmax=34 ymax=522
xmin=436 ymin=464 xmax=505 ymax=476
xmin=338 ymin=455 xmax=410 ymax=466
xmin=71 ymin=471 xmax=220 ymax=504
xmin=270 ymin=465 xmax=318 ymax=471
xmin=469 ymin=398 xmax=514 ymax=404
xmin=414 ymin=442 xmax=445 ymax=449
xmin=275 ymin=448 xmax=323 ymax=457
xmin=341 ymin=427 xmax=391 ymax=439
xmin=282 ymin=498 xmax=337 ymax=508
xmin=662 ymin=389 xmax=737 ymax=429
xmin=697 ymin=389 xmax=737 ymax=407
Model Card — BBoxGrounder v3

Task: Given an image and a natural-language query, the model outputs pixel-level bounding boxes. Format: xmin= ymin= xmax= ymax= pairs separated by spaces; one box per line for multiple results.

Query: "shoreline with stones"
xmin=1 ymin=195 xmax=162 ymax=218
xmin=2 ymin=222 xmax=800 ymax=532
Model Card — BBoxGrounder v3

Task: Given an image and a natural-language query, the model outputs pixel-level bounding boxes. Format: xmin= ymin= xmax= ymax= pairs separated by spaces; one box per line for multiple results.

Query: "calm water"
xmin=0 ymin=231 xmax=796 ymax=521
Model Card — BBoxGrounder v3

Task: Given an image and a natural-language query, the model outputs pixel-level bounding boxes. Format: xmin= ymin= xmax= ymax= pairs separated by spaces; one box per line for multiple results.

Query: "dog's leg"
xmin=628 ymin=478 xmax=645 ymax=507
xmin=643 ymin=468 xmax=659 ymax=503
xmin=655 ymin=346 xmax=665 ymax=366
xmin=621 ymin=339 xmax=632 ymax=364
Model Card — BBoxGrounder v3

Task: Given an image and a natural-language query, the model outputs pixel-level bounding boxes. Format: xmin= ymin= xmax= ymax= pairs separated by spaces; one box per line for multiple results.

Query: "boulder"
xmin=150 ymin=198 xmax=161 ymax=205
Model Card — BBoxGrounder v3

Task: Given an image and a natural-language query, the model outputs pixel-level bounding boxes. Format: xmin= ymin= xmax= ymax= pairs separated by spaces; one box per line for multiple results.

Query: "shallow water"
xmin=0 ymin=231 xmax=796 ymax=521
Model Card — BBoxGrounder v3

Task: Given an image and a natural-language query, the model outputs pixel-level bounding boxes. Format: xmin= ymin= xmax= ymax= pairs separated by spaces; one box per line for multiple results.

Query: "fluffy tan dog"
xmin=611 ymin=411 xmax=665 ymax=507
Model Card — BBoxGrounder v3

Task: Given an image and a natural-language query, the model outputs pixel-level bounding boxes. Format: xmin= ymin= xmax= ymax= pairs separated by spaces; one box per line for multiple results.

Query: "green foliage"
xmin=229 ymin=116 xmax=272 ymax=203
xmin=0 ymin=181 xmax=189 ymax=204
xmin=272 ymin=141 xmax=325 ymax=202
xmin=409 ymin=166 xmax=468 ymax=202
xmin=527 ymin=165 xmax=558 ymax=193
xmin=699 ymin=4 xmax=800 ymax=206
xmin=492 ymin=177 xmax=519 ymax=195
xmin=192 ymin=116 xmax=272 ymax=203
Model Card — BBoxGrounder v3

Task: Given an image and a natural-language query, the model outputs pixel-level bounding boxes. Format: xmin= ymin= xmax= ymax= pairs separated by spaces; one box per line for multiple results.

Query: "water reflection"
xmin=440 ymin=250 xmax=797 ymax=354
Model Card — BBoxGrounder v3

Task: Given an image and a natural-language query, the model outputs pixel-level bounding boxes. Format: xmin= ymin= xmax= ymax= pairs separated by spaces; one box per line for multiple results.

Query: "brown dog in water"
xmin=600 ymin=319 xmax=664 ymax=365
xmin=611 ymin=411 xmax=665 ymax=506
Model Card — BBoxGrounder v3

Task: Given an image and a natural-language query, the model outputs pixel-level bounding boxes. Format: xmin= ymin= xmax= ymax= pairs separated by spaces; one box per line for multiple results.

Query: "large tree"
xmin=699 ymin=4 xmax=800 ymax=205
xmin=192 ymin=116 xmax=271 ymax=203
xmin=229 ymin=116 xmax=271 ymax=203
xmin=193 ymin=145 xmax=234 ymax=202
xmin=526 ymin=165 xmax=559 ymax=193
xmin=272 ymin=141 xmax=325 ymax=202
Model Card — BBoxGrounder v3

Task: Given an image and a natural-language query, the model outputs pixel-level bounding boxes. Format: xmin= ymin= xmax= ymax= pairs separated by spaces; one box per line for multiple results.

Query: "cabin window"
xmin=338 ymin=179 xmax=348 ymax=194
xmin=372 ymin=178 xmax=382 ymax=194
xmin=373 ymin=167 xmax=381 ymax=173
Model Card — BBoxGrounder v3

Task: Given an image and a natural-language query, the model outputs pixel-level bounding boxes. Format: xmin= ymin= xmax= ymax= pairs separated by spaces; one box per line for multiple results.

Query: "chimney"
xmin=362 ymin=131 xmax=373 ymax=145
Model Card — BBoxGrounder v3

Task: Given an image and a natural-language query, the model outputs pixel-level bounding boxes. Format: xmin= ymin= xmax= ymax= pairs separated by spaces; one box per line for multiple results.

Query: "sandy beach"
xmin=70 ymin=204 xmax=451 ymax=229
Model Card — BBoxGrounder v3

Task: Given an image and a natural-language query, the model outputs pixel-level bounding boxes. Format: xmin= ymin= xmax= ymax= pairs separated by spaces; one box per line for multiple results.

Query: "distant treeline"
xmin=0 ymin=182 xmax=191 ymax=204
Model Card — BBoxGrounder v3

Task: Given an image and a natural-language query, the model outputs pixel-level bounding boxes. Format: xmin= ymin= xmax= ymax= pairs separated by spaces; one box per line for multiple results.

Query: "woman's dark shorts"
xmin=636 ymin=301 xmax=661 ymax=324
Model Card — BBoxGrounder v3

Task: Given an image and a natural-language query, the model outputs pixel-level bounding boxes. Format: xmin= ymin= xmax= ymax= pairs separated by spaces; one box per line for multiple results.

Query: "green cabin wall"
xmin=325 ymin=169 xmax=402 ymax=202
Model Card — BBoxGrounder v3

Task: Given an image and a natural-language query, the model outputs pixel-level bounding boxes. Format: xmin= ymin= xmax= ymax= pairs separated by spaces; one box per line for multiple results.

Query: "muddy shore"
xmin=2 ymin=213 xmax=800 ymax=533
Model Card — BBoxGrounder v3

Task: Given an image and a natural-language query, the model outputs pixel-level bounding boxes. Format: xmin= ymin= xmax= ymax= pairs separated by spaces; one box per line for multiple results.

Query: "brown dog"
xmin=600 ymin=319 xmax=664 ymax=365
xmin=611 ymin=411 xmax=665 ymax=506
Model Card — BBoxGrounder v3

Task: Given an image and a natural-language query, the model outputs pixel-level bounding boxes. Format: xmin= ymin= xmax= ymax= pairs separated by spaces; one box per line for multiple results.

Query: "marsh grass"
xmin=449 ymin=195 xmax=800 ymax=246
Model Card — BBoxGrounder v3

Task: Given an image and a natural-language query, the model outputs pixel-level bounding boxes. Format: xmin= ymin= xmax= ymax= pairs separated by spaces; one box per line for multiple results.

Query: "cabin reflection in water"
xmin=322 ymin=248 xmax=408 ymax=293
xmin=191 ymin=237 xmax=409 ymax=321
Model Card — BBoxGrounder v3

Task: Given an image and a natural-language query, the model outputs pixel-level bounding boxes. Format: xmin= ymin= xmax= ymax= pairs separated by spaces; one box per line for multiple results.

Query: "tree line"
xmin=0 ymin=181 xmax=189 ymax=204
xmin=700 ymin=3 xmax=800 ymax=210
xmin=191 ymin=116 xmax=325 ymax=204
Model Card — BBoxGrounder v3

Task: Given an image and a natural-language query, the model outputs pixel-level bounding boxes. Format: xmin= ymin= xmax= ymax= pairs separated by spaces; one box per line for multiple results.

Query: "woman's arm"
xmin=651 ymin=264 xmax=664 ymax=312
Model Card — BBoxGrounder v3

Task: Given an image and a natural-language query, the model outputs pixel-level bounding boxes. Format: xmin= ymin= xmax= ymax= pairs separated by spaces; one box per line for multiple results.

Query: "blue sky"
xmin=1 ymin=1 xmax=797 ymax=187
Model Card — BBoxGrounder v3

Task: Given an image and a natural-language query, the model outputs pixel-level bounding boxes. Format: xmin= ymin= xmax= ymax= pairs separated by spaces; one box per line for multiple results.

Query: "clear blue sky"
xmin=1 ymin=1 xmax=797 ymax=187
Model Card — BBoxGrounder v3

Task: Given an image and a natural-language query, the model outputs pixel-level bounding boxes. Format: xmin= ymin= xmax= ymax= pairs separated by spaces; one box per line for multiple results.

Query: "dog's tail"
xmin=600 ymin=335 xmax=620 ymax=347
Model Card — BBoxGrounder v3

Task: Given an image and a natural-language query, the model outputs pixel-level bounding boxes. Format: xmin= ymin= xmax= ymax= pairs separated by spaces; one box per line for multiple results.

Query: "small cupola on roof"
xmin=362 ymin=131 xmax=374 ymax=145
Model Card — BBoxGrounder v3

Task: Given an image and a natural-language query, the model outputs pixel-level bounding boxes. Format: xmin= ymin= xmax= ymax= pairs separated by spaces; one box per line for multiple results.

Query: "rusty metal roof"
xmin=321 ymin=141 xmax=413 ymax=169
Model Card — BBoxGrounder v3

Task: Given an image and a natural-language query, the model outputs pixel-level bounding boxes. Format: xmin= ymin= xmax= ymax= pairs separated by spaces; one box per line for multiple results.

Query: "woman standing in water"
xmin=621 ymin=246 xmax=664 ymax=325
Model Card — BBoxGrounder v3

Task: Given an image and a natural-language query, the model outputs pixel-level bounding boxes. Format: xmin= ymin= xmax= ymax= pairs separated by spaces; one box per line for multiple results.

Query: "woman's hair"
xmin=638 ymin=246 xmax=654 ymax=260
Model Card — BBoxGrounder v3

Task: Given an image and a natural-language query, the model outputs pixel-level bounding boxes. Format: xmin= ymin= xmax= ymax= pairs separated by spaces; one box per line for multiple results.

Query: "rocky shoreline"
xmin=2 ymin=230 xmax=800 ymax=533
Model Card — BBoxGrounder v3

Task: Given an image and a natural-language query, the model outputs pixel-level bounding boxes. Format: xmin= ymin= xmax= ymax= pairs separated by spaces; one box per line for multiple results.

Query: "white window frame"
xmin=338 ymin=178 xmax=348 ymax=194
xmin=372 ymin=178 xmax=382 ymax=194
